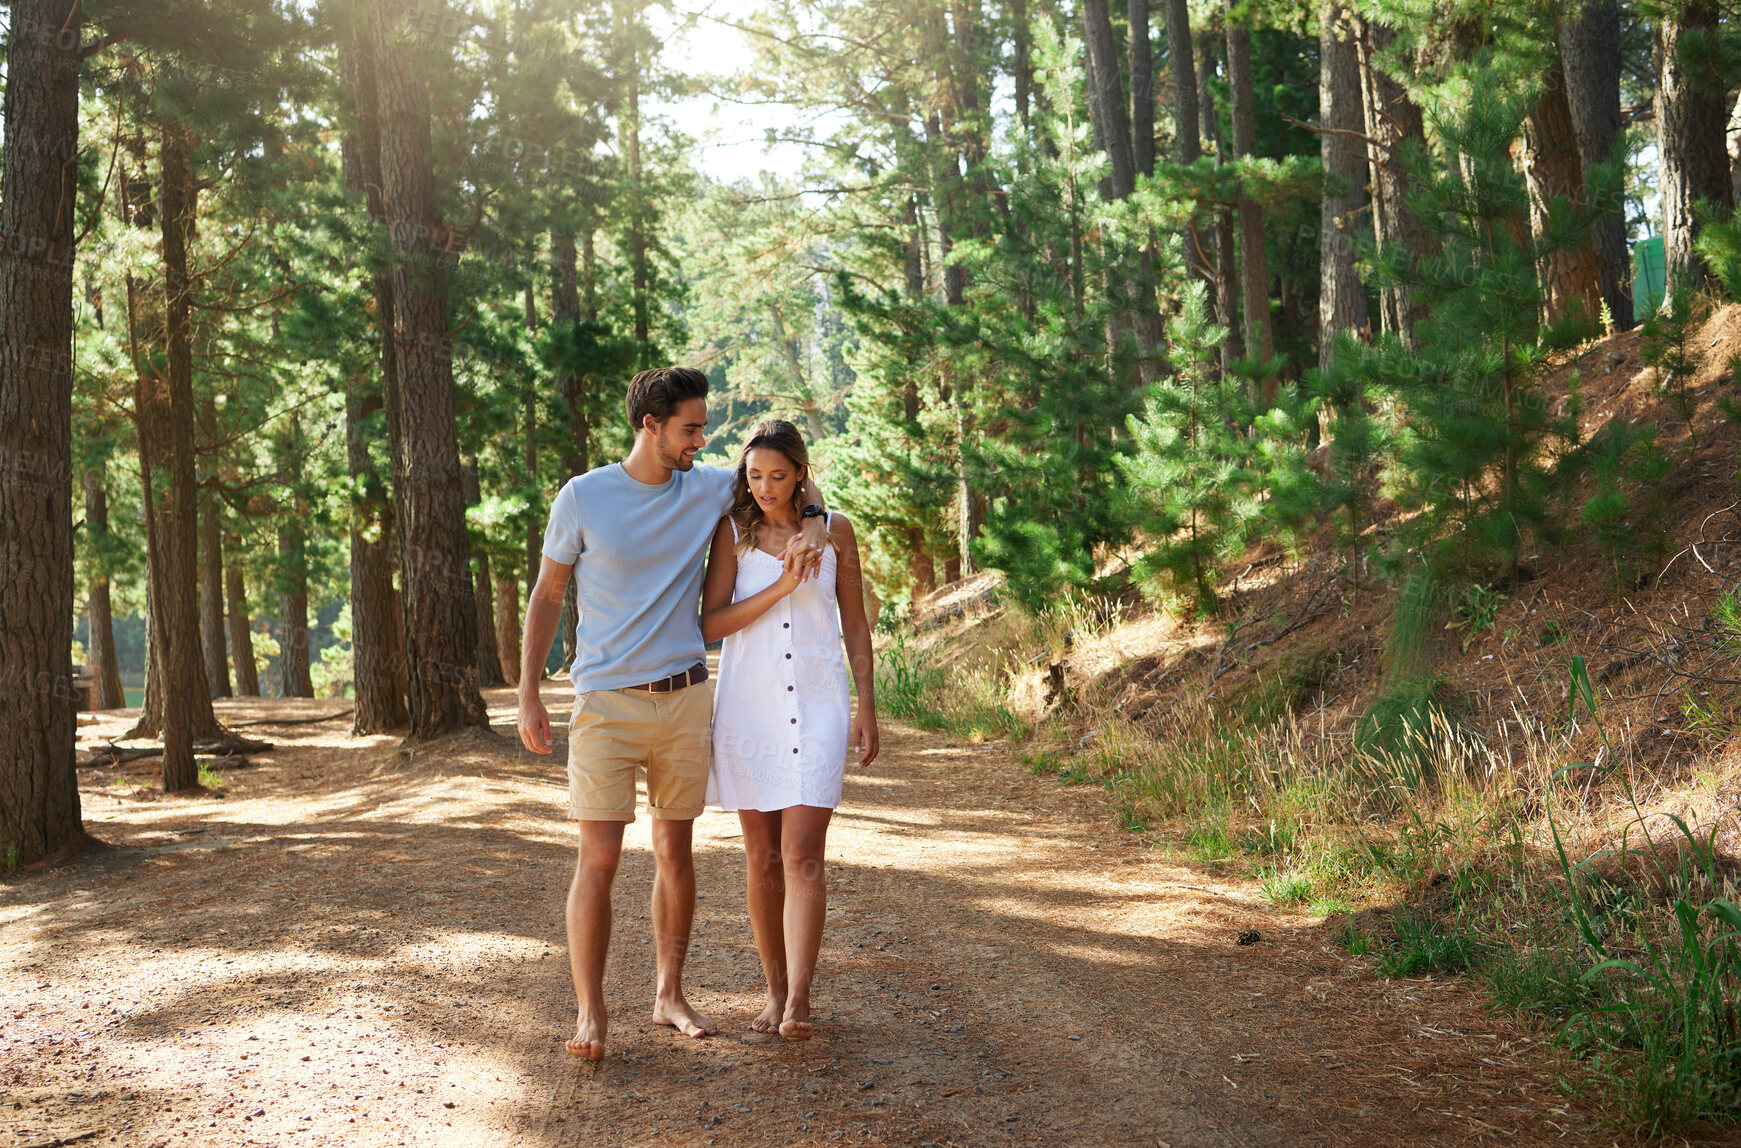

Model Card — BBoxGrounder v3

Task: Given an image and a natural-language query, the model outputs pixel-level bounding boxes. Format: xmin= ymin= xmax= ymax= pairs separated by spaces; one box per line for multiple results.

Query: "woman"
xmin=702 ymin=419 xmax=879 ymax=1041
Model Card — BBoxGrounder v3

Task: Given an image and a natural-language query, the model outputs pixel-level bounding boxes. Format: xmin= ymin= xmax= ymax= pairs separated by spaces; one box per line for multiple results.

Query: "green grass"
xmin=1375 ymin=910 xmax=1477 ymax=977
xmin=197 ymin=761 xmax=227 ymax=789
xmin=2 ymin=842 xmax=17 ymax=874
xmin=1260 ymin=870 xmax=1313 ymax=905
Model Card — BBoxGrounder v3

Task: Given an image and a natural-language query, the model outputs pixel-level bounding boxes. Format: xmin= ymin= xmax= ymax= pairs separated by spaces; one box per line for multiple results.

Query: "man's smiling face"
xmin=652 ymin=397 xmax=708 ymax=472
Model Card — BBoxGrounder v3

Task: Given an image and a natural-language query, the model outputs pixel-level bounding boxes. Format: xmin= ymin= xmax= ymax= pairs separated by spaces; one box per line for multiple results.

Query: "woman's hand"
xmin=851 ymin=707 xmax=879 ymax=769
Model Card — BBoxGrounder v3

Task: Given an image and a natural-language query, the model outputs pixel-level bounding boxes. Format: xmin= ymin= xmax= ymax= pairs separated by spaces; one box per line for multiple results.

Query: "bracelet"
xmin=800 ymin=504 xmax=825 ymax=519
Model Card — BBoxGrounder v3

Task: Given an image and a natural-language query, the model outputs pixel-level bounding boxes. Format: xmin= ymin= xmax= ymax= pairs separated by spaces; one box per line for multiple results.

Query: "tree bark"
xmin=0 ymin=0 xmax=83 ymax=861
xmin=345 ymin=368 xmax=407 ymax=729
xmin=1561 ymin=0 xmax=1632 ymax=329
xmin=340 ymin=36 xmax=410 ymax=734
xmin=225 ymin=550 xmax=259 ymax=697
xmin=1354 ymin=17 xmax=1430 ymax=347
xmin=1166 ymin=0 xmax=1216 ymax=296
xmin=83 ymin=469 xmax=126 ymax=709
xmin=154 ymin=115 xmax=220 ymax=789
xmin=1655 ymin=1 xmax=1732 ymax=287
xmin=276 ymin=520 xmax=312 ymax=699
xmin=197 ymin=396 xmax=231 ymax=698
xmin=1522 ymin=60 xmax=1605 ymax=328
xmin=368 ymin=0 xmax=489 ymax=737
xmin=1319 ymin=2 xmax=1369 ymax=371
xmin=1198 ymin=27 xmax=1243 ymax=370
xmin=1226 ymin=11 xmax=1276 ymax=388
xmin=551 ymin=224 xmax=585 ymax=675
xmin=494 ymin=574 xmax=521 ymax=689
xmin=473 ymin=555 xmax=506 ymax=688
xmin=1082 ymin=0 xmax=1136 ymax=199
xmin=1130 ymin=0 xmax=1155 ymax=178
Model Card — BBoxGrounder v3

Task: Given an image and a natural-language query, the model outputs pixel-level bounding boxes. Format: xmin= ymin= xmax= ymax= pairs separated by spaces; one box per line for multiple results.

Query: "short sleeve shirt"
xmin=541 ymin=462 xmax=737 ymax=692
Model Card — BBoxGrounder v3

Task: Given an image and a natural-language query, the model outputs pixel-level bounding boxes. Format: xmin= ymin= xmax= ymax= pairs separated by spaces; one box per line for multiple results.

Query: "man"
xmin=518 ymin=365 xmax=829 ymax=1060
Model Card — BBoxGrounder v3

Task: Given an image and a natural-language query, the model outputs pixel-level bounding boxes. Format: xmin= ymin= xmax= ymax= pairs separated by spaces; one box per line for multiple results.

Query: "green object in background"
xmin=1633 ymin=235 xmax=1666 ymax=323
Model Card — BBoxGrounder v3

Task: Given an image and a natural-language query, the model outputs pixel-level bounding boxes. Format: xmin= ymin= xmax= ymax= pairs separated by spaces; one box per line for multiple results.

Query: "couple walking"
xmin=517 ymin=365 xmax=879 ymax=1059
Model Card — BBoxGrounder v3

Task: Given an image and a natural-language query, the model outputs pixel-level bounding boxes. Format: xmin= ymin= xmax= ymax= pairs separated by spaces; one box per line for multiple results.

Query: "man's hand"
xmin=519 ymin=693 xmax=554 ymax=754
xmin=797 ymin=515 xmax=832 ymax=578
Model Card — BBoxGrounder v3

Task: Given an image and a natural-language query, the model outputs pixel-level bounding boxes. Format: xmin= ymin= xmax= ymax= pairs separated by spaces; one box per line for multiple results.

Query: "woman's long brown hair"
xmin=729 ymin=419 xmax=811 ymax=556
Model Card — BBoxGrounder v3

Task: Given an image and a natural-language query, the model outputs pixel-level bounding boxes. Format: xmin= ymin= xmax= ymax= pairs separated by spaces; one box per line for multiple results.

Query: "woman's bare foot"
xmin=778 ymin=1001 xmax=813 ymax=1041
xmin=567 ymin=1011 xmax=607 ymax=1060
xmin=749 ymin=994 xmax=786 ymax=1034
xmin=651 ymin=994 xmax=718 ymax=1039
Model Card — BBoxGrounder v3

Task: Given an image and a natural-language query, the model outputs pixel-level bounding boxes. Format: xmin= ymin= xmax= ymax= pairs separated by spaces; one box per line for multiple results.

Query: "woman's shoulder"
xmin=826 ymin=511 xmax=857 ymax=548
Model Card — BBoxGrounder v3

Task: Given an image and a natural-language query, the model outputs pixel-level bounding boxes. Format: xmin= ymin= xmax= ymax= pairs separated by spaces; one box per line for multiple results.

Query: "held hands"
xmin=777 ymin=537 xmax=823 ymax=592
xmin=519 ymin=694 xmax=554 ymax=754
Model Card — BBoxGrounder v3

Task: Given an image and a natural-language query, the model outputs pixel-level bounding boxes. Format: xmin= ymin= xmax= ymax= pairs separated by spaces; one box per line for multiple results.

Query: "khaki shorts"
xmin=566 ymin=685 xmax=711 ymax=822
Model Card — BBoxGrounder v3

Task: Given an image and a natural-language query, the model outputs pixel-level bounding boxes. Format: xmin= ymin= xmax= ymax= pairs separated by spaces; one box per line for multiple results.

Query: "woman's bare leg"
xmin=778 ymin=805 xmax=833 ymax=1040
xmin=739 ymin=809 xmax=787 ymax=1032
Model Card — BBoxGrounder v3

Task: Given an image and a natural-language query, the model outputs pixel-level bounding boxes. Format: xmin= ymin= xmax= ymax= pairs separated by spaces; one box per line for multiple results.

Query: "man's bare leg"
xmin=778 ymin=806 xmax=833 ymax=1041
xmin=648 ymin=817 xmax=718 ymax=1038
xmin=566 ymin=820 xmax=626 ymax=1059
xmin=738 ymin=810 xmax=788 ymax=1032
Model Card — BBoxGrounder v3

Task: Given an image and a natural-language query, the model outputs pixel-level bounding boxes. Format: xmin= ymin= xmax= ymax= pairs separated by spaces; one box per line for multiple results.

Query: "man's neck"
xmin=620 ymin=437 xmax=672 ymax=486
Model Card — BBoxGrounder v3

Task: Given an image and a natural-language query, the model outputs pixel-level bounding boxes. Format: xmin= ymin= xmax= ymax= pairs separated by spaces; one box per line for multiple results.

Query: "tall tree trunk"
xmin=197 ymin=396 xmax=231 ymax=698
xmin=0 ymin=0 xmax=83 ymax=860
xmin=345 ymin=368 xmax=407 ymax=729
xmin=1198 ymin=28 xmax=1243 ymax=371
xmin=1011 ymin=0 xmax=1033 ymax=130
xmin=551 ymin=224 xmax=585 ymax=675
xmin=494 ymin=574 xmax=521 ymax=689
xmin=1082 ymin=0 xmax=1136 ymax=198
xmin=83 ymin=469 xmax=126 ymax=709
xmin=1226 ymin=11 xmax=1276 ymax=389
xmin=1319 ymin=2 xmax=1369 ymax=372
xmin=340 ymin=36 xmax=410 ymax=734
xmin=473 ymin=555 xmax=506 ymax=687
xmin=1355 ymin=16 xmax=1429 ymax=347
xmin=619 ymin=24 xmax=651 ymax=361
xmin=1130 ymin=0 xmax=1155 ymax=178
xmin=1655 ymin=1 xmax=1731 ymax=287
xmin=1166 ymin=0 xmax=1216 ymax=295
xmin=1561 ymin=0 xmax=1632 ymax=329
xmin=1522 ymin=61 xmax=1605 ymax=328
xmin=155 ymin=115 xmax=220 ymax=789
xmin=368 ymin=0 xmax=489 ymax=737
xmin=276 ymin=521 xmax=312 ymax=699
xmin=225 ymin=552 xmax=259 ymax=698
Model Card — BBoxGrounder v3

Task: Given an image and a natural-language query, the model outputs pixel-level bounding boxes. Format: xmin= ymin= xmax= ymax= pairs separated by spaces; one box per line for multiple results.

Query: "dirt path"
xmin=3 ymin=684 xmax=1609 ymax=1147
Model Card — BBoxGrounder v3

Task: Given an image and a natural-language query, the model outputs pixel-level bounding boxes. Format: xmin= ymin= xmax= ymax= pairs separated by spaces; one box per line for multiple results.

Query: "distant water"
xmin=123 ymin=688 xmax=143 ymax=708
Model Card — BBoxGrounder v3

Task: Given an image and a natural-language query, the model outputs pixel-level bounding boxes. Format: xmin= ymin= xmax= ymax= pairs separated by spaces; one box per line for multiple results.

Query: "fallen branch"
xmin=227 ymin=708 xmax=354 ymax=729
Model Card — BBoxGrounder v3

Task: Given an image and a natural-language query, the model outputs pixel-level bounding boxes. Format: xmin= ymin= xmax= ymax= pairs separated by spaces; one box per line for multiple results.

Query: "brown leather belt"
xmin=625 ymin=662 xmax=708 ymax=693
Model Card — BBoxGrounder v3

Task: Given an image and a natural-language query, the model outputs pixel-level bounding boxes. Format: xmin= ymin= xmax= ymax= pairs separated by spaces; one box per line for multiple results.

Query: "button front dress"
xmin=708 ymin=519 xmax=851 ymax=811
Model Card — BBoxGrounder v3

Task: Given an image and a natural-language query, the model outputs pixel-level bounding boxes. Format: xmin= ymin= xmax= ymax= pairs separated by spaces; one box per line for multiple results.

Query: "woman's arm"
xmin=701 ymin=518 xmax=804 ymax=643
xmin=831 ymin=514 xmax=880 ymax=767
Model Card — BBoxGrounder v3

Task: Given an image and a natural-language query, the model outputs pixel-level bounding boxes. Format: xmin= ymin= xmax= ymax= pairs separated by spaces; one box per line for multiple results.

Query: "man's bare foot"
xmin=651 ymin=995 xmax=718 ymax=1039
xmin=749 ymin=994 xmax=785 ymax=1034
xmin=779 ymin=1001 xmax=813 ymax=1041
xmin=567 ymin=1011 xmax=607 ymax=1060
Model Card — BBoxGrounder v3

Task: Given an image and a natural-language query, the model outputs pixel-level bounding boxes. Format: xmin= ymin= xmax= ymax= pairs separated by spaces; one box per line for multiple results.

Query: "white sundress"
xmin=708 ymin=518 xmax=851 ymax=811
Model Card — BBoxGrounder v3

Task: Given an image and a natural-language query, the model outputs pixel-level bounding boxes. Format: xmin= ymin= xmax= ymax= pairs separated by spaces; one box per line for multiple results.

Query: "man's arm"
xmin=518 ymin=555 xmax=573 ymax=754
xmin=792 ymin=474 xmax=828 ymax=578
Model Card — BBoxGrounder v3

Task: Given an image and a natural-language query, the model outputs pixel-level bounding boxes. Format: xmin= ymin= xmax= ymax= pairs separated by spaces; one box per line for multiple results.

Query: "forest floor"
xmin=0 ymin=684 xmax=1624 ymax=1148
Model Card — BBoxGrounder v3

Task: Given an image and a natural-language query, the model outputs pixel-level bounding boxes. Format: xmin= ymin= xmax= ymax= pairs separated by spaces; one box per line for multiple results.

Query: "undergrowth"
xmin=883 ymin=594 xmax=1741 ymax=1136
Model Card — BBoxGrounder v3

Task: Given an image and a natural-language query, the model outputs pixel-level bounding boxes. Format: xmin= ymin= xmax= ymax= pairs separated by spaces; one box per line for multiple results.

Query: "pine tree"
xmin=1363 ymin=76 xmax=1581 ymax=585
xmin=1118 ymin=282 xmax=1256 ymax=616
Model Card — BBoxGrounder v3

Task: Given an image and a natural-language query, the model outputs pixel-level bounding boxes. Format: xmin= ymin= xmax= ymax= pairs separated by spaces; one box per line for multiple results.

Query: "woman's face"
xmin=745 ymin=446 xmax=803 ymax=516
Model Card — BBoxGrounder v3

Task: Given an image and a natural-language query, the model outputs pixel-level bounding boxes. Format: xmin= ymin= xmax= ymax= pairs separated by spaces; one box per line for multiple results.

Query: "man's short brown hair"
xmin=624 ymin=366 xmax=709 ymax=432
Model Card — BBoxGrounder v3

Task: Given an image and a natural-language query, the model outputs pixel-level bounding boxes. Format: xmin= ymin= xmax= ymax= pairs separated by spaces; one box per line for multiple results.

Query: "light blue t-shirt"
xmin=541 ymin=462 xmax=737 ymax=693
